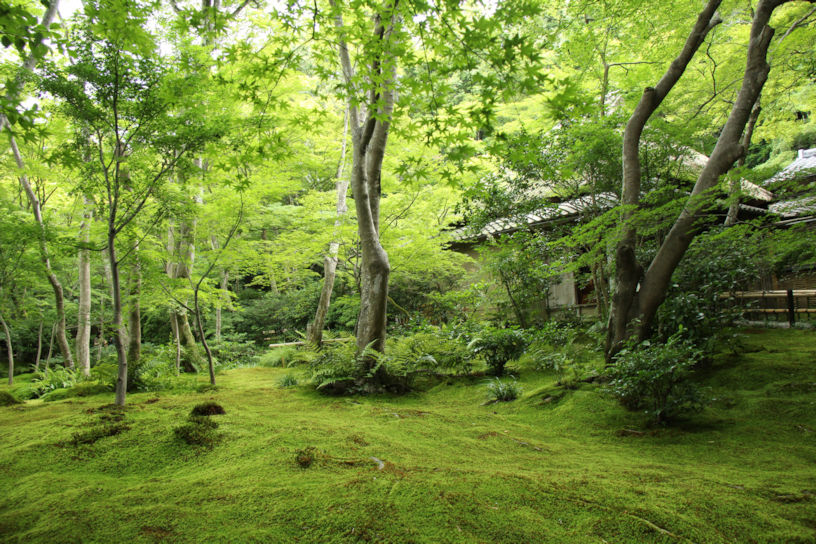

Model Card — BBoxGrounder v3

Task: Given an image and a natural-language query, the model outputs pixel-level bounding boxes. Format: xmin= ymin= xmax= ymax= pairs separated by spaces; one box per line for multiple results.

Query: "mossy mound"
xmin=0 ymin=390 xmax=21 ymax=406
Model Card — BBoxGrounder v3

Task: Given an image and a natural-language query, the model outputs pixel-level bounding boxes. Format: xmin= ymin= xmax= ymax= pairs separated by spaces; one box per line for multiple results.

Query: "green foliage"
xmin=258 ymin=345 xmax=321 ymax=368
xmin=307 ymin=342 xmax=360 ymax=394
xmin=208 ymin=334 xmax=259 ymax=369
xmin=657 ymin=225 xmax=760 ymax=351
xmin=277 ymin=374 xmax=298 ymax=388
xmin=388 ymin=330 xmax=473 ymax=376
xmin=29 ymin=367 xmax=77 ymax=398
xmin=605 ymin=332 xmax=707 ymax=425
xmin=486 ymin=377 xmax=522 ymax=402
xmin=41 ymin=382 xmax=111 ymax=402
xmin=467 ymin=326 xmax=528 ymax=376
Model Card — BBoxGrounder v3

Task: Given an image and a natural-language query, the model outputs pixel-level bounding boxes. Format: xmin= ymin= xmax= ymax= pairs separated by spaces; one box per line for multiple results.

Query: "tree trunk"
xmin=127 ymin=250 xmax=141 ymax=367
xmin=109 ymin=233 xmax=129 ymax=407
xmin=193 ymin=290 xmax=216 ymax=385
xmin=9 ymin=134 xmax=75 ymax=369
xmin=0 ymin=311 xmax=13 ymax=386
xmin=171 ymin=312 xmax=181 ymax=376
xmin=214 ymin=270 xmax=227 ymax=341
xmin=725 ymin=102 xmax=761 ymax=226
xmin=76 ymin=197 xmax=92 ymax=376
xmin=35 ymin=319 xmax=43 ymax=372
xmin=167 ymin=222 xmax=202 ymax=371
xmin=607 ymin=0 xmax=791 ymax=359
xmin=46 ymin=322 xmax=55 ymax=371
xmin=307 ymin=108 xmax=350 ymax=346
xmin=332 ymin=0 xmax=399 ymax=369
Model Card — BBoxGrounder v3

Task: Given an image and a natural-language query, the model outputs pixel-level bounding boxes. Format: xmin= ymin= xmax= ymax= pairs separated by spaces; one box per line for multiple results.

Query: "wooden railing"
xmin=724 ymin=290 xmax=816 ymax=326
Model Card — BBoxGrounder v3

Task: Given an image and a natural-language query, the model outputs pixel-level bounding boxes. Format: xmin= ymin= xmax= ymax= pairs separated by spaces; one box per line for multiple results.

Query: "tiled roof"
xmin=764 ymin=148 xmax=816 ymax=186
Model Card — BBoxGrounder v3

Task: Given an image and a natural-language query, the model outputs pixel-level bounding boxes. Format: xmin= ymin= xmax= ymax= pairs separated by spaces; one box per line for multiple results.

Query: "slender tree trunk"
xmin=127 ymin=247 xmax=142 ymax=367
xmin=171 ymin=312 xmax=181 ymax=376
xmin=193 ymin=291 xmax=216 ymax=385
xmin=0 ymin=311 xmax=13 ymax=386
xmin=35 ymin=319 xmax=43 ymax=372
xmin=9 ymin=135 xmax=75 ymax=369
xmin=76 ymin=197 xmax=92 ymax=376
xmin=215 ymin=270 xmax=227 ymax=341
xmin=307 ymin=108 xmax=350 ymax=346
xmin=167 ymin=222 xmax=201 ymax=372
xmin=46 ymin=322 xmax=55 ymax=371
xmin=109 ymin=233 xmax=129 ymax=406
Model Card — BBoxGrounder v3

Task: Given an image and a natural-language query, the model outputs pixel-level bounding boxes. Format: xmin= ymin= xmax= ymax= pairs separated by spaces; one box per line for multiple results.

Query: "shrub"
xmin=278 ymin=374 xmax=299 ymax=388
xmin=389 ymin=331 xmax=473 ymax=375
xmin=468 ymin=326 xmax=529 ymax=376
xmin=190 ymin=402 xmax=226 ymax=416
xmin=42 ymin=382 xmax=111 ymax=402
xmin=29 ymin=367 xmax=78 ymax=398
xmin=307 ymin=342 xmax=360 ymax=393
xmin=174 ymin=420 xmax=220 ymax=448
xmin=207 ymin=333 xmax=259 ymax=368
xmin=605 ymin=332 xmax=708 ymax=424
xmin=258 ymin=346 xmax=299 ymax=368
xmin=0 ymin=391 xmax=21 ymax=406
xmin=70 ymin=422 xmax=129 ymax=445
xmin=486 ymin=377 xmax=522 ymax=402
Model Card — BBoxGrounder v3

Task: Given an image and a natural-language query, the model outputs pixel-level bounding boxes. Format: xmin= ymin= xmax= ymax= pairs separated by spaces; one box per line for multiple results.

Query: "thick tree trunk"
xmin=1 ymin=311 xmax=13 ymax=386
xmin=725 ymin=102 xmax=761 ymax=226
xmin=332 ymin=0 xmax=399 ymax=369
xmin=76 ymin=198 xmax=92 ymax=376
xmin=193 ymin=291 xmax=216 ymax=385
xmin=9 ymin=135 xmax=75 ymax=369
xmin=171 ymin=312 xmax=181 ymax=376
xmin=607 ymin=0 xmax=792 ymax=359
xmin=46 ymin=323 xmax=55 ymax=370
xmin=307 ymin=109 xmax=350 ymax=346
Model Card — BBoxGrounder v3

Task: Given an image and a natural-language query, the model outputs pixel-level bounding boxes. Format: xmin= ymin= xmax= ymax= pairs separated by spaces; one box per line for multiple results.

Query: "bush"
xmin=71 ymin=422 xmax=129 ymax=446
xmin=174 ymin=420 xmax=220 ymax=448
xmin=258 ymin=346 xmax=298 ymax=368
xmin=307 ymin=342 xmax=360 ymax=393
xmin=208 ymin=334 xmax=260 ymax=368
xmin=190 ymin=401 xmax=226 ymax=416
xmin=388 ymin=330 xmax=473 ymax=375
xmin=278 ymin=374 xmax=299 ymax=388
xmin=0 ymin=391 xmax=21 ymax=406
xmin=605 ymin=332 xmax=708 ymax=424
xmin=29 ymin=367 xmax=78 ymax=398
xmin=41 ymin=382 xmax=111 ymax=402
xmin=468 ymin=326 xmax=529 ymax=376
xmin=486 ymin=377 xmax=522 ymax=402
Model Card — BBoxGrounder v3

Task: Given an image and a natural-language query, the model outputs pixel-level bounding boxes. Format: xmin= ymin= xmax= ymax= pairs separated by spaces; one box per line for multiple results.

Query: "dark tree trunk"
xmin=607 ymin=0 xmax=794 ymax=360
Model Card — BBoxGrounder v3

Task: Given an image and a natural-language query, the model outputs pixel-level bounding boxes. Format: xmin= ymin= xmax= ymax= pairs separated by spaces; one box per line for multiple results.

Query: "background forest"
xmin=1 ymin=0 xmax=815 ymax=406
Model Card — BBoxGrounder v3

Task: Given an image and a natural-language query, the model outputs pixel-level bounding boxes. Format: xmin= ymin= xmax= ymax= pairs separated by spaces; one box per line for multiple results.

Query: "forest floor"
xmin=1 ymin=328 xmax=815 ymax=543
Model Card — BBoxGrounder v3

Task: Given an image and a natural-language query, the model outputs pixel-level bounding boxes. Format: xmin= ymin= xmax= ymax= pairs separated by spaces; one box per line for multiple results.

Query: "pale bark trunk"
xmin=127 ymin=250 xmax=141 ymax=367
xmin=331 ymin=0 xmax=399 ymax=369
xmin=214 ymin=270 xmax=227 ymax=341
xmin=171 ymin=312 xmax=181 ymax=376
xmin=167 ymin=222 xmax=201 ymax=371
xmin=607 ymin=0 xmax=792 ymax=358
xmin=109 ymin=234 xmax=129 ymax=406
xmin=1 ymin=311 xmax=13 ymax=386
xmin=76 ymin=198 xmax=92 ymax=376
xmin=34 ymin=319 xmax=43 ymax=371
xmin=193 ymin=290 xmax=216 ymax=385
xmin=308 ymin=108 xmax=350 ymax=346
xmin=46 ymin=322 xmax=55 ymax=370
xmin=9 ymin=135 xmax=75 ymax=369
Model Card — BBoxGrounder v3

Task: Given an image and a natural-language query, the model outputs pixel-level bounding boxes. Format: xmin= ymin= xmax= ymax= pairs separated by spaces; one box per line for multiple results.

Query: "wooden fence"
xmin=724 ymin=290 xmax=816 ymax=326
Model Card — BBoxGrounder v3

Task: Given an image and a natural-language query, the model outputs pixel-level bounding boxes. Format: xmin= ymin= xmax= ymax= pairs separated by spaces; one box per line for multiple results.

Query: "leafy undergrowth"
xmin=1 ymin=328 xmax=815 ymax=543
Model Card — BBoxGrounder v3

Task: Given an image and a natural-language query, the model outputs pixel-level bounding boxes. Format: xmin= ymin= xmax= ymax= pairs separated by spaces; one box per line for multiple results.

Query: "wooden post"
xmin=787 ymin=289 xmax=795 ymax=328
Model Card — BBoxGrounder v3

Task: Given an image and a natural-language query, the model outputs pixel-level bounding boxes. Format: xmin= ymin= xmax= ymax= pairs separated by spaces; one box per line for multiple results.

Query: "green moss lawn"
xmin=1 ymin=328 xmax=815 ymax=543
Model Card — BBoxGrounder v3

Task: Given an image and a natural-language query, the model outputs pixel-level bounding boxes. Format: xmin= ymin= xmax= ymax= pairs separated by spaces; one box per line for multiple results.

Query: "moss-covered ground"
xmin=1 ymin=328 xmax=815 ymax=543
